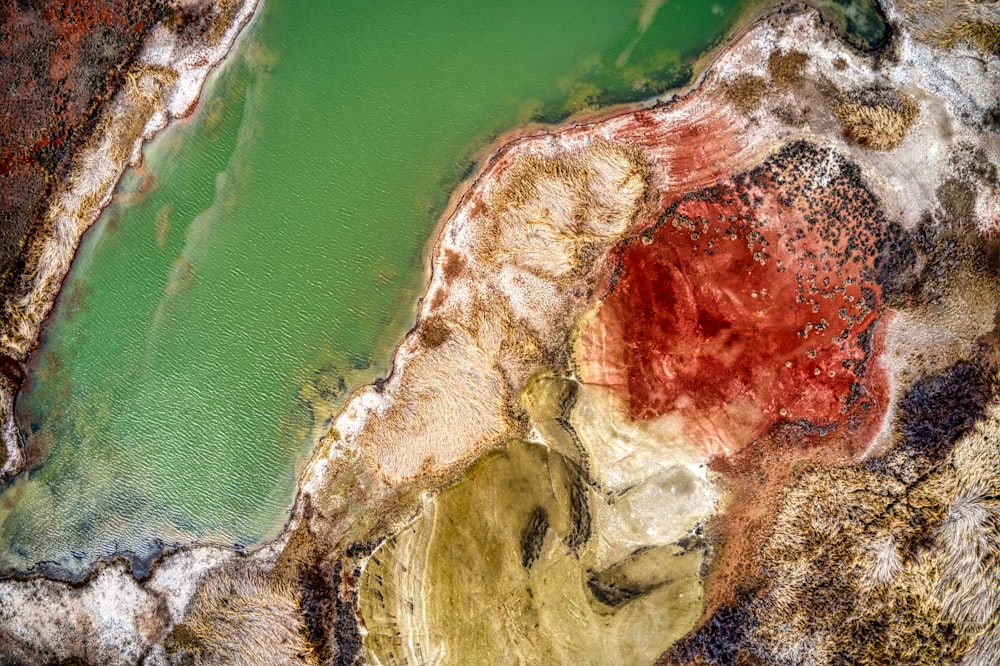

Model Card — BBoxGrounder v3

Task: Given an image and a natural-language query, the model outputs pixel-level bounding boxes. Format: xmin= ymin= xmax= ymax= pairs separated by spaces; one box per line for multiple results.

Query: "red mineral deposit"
xmin=577 ymin=142 xmax=890 ymax=458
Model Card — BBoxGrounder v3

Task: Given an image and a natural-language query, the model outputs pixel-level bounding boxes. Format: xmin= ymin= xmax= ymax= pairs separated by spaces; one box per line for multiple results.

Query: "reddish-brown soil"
xmin=612 ymin=106 xmax=749 ymax=195
xmin=0 ymin=0 xmax=170 ymax=291
xmin=579 ymin=141 xmax=891 ymax=459
xmin=575 ymin=139 xmax=905 ymax=663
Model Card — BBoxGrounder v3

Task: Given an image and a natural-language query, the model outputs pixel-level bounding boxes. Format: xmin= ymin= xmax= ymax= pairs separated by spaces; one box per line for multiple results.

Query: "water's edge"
xmin=0 ymin=0 xmax=262 ymax=483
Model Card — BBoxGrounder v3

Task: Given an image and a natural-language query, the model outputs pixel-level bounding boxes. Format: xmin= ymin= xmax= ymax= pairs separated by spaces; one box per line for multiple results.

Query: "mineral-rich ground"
xmin=2 ymin=0 xmax=1000 ymax=664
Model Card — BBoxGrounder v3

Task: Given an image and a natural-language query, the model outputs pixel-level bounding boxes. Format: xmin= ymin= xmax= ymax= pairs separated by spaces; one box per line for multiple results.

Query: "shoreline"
xmin=0 ymin=0 xmax=789 ymax=590
xmin=0 ymin=0 xmax=778 ymax=570
xmin=0 ymin=0 xmax=262 ymax=483
xmin=1 ymin=0 xmax=998 ymax=662
xmin=0 ymin=0 xmax=888 ymax=563
xmin=266 ymin=2 xmax=1000 ymax=660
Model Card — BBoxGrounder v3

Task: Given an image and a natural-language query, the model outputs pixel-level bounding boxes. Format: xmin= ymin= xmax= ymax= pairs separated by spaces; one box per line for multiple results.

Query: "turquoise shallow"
xmin=1 ymin=0 xmax=885 ymax=577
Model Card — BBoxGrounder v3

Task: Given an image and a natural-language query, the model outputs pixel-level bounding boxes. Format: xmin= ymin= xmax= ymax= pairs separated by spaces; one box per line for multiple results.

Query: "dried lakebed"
xmin=3 ymin=1 xmax=1000 ymax=664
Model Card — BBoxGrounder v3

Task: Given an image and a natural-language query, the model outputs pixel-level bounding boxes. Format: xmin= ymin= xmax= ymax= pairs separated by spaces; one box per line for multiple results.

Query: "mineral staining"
xmin=667 ymin=365 xmax=1000 ymax=666
xmin=2 ymin=1 xmax=999 ymax=664
xmin=577 ymin=142 xmax=890 ymax=458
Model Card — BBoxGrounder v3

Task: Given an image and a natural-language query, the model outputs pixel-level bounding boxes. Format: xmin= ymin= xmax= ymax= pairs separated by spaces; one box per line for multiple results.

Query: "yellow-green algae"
xmin=360 ymin=373 xmax=717 ymax=664
xmin=360 ymin=441 xmax=704 ymax=664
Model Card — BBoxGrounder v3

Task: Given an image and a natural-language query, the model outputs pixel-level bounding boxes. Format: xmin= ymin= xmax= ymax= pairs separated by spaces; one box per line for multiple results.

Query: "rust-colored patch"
xmin=441 ymin=249 xmax=466 ymax=283
xmin=697 ymin=428 xmax=850 ymax=621
xmin=467 ymin=192 xmax=489 ymax=220
xmin=578 ymin=141 xmax=891 ymax=459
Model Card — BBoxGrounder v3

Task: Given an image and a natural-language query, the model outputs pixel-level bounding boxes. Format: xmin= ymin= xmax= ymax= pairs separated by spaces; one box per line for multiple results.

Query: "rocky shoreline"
xmin=2 ymin=0 xmax=999 ymax=664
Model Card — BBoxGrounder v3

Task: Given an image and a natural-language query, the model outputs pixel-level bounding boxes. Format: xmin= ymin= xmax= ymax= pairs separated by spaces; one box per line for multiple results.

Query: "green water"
xmin=0 ymin=0 xmax=885 ymax=577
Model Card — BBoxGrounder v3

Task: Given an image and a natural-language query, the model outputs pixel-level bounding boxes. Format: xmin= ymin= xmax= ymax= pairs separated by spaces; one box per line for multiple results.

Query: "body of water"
xmin=0 ymin=0 xmax=884 ymax=576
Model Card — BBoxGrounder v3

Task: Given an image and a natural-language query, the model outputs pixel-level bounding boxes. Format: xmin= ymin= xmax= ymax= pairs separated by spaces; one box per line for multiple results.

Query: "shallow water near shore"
xmin=0 ymin=0 xmax=885 ymax=576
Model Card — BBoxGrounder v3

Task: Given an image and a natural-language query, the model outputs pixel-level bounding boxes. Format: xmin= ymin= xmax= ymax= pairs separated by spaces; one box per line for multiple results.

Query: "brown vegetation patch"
xmin=165 ymin=563 xmax=313 ymax=666
xmin=722 ymin=50 xmax=807 ymax=116
xmin=767 ymin=49 xmax=809 ymax=88
xmin=938 ymin=20 xmax=1000 ymax=55
xmin=440 ymin=248 xmax=466 ymax=282
xmin=417 ymin=315 xmax=451 ymax=349
xmin=835 ymin=89 xmax=918 ymax=150
xmin=897 ymin=0 xmax=1000 ymax=55
xmin=428 ymin=289 xmax=446 ymax=311
xmin=722 ymin=75 xmax=767 ymax=114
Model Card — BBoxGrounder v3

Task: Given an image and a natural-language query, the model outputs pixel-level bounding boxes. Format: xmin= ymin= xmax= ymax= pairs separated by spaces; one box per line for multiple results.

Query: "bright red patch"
xmin=578 ymin=142 xmax=890 ymax=457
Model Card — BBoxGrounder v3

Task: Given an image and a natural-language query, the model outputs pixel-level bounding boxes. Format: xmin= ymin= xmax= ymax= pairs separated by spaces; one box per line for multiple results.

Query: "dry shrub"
xmin=768 ymin=49 xmax=809 ymax=88
xmin=166 ymin=566 xmax=313 ymax=665
xmin=417 ymin=315 xmax=451 ymax=349
xmin=897 ymin=0 xmax=1000 ymax=55
xmin=835 ymin=90 xmax=918 ymax=150
xmin=207 ymin=0 xmax=246 ymax=45
xmin=937 ymin=20 xmax=1000 ymax=54
xmin=723 ymin=75 xmax=767 ymax=114
xmin=485 ymin=139 xmax=650 ymax=282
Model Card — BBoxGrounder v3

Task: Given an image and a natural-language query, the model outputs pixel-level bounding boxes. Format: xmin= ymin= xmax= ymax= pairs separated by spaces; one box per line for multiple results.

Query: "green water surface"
xmin=0 ymin=0 xmax=885 ymax=576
